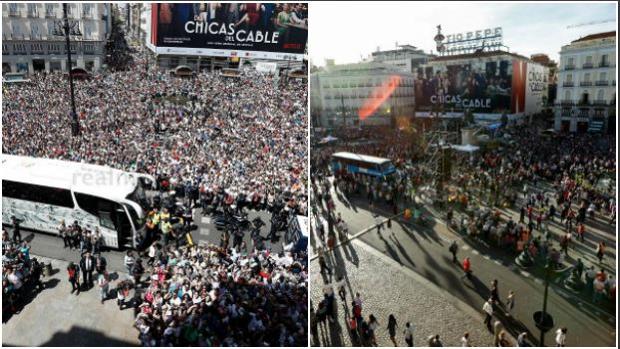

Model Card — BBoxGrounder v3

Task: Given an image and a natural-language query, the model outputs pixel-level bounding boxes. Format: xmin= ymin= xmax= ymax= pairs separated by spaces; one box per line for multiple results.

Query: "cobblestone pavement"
xmin=310 ymin=239 xmax=496 ymax=347
xmin=2 ymin=255 xmax=139 ymax=347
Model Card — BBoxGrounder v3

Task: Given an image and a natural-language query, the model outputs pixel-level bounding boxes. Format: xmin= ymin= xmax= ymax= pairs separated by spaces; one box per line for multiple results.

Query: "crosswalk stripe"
xmin=201 ymin=217 xmax=211 ymax=224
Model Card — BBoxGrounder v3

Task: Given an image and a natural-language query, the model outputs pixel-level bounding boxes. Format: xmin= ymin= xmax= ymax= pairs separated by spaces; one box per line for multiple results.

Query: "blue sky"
xmin=310 ymin=2 xmax=617 ymax=65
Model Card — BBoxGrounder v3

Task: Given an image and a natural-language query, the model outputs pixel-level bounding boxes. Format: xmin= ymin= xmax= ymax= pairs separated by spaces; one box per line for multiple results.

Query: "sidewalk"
xmin=310 ymin=238 xmax=497 ymax=347
xmin=2 ymin=255 xmax=139 ymax=347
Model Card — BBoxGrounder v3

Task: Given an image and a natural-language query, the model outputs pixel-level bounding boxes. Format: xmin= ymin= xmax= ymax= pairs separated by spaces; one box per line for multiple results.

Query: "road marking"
xmin=520 ymin=270 xmax=531 ymax=277
xmin=462 ymin=245 xmax=470 ymax=251
xmin=482 ymin=255 xmax=490 ymax=260
xmin=472 ymin=250 xmax=479 ymax=255
xmin=533 ymin=278 xmax=543 ymax=285
xmin=201 ymin=217 xmax=211 ymax=224
xmin=493 ymin=260 xmax=502 ymax=265
xmin=199 ymin=228 xmax=210 ymax=236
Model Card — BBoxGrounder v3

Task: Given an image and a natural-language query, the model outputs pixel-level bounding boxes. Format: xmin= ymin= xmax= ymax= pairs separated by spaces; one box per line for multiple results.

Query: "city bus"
xmin=330 ymin=152 xmax=396 ymax=178
xmin=1 ymin=154 xmax=155 ymax=249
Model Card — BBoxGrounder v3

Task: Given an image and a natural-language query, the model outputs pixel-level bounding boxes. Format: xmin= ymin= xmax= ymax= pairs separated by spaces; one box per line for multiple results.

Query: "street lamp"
xmin=52 ymin=3 xmax=82 ymax=137
xmin=533 ymin=260 xmax=555 ymax=346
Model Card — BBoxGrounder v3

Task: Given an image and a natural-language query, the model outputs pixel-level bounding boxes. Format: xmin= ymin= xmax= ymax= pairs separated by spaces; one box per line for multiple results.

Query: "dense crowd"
xmin=133 ymin=242 xmax=307 ymax=346
xmin=2 ymin=51 xmax=308 ymax=214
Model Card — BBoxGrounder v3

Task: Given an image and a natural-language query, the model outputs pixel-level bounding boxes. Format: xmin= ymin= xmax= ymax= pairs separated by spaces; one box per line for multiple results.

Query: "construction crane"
xmin=566 ymin=19 xmax=615 ymax=29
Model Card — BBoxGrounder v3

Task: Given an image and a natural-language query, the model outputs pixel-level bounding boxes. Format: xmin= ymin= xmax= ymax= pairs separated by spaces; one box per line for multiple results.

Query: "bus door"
xmin=114 ymin=204 xmax=134 ymax=249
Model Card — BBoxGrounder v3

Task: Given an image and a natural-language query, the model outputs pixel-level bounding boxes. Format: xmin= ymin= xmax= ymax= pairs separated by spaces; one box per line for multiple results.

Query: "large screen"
xmin=150 ymin=3 xmax=307 ymax=60
xmin=415 ymin=60 xmax=515 ymax=114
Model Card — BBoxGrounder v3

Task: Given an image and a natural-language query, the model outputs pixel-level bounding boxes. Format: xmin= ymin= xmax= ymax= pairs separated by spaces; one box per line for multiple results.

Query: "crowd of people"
xmin=2 ymin=50 xmax=308 ymax=217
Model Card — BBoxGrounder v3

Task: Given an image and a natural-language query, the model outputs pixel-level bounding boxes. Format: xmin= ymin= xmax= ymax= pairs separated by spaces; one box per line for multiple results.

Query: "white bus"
xmin=2 ymin=155 xmax=155 ymax=249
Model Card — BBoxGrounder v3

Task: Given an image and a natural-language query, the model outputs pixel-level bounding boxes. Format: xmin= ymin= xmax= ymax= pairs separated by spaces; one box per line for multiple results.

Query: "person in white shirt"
xmin=555 ymin=327 xmax=567 ymax=347
xmin=403 ymin=322 xmax=414 ymax=347
xmin=461 ymin=332 xmax=470 ymax=347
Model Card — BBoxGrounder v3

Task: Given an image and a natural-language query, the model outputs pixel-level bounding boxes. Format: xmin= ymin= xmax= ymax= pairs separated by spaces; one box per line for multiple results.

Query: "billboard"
xmin=150 ymin=3 xmax=307 ymax=60
xmin=524 ymin=62 xmax=549 ymax=114
xmin=415 ymin=60 xmax=514 ymax=113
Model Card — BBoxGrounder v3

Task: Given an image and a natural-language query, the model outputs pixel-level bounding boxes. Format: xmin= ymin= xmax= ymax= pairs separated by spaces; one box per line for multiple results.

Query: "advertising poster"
xmin=151 ymin=3 xmax=308 ymax=60
xmin=415 ymin=60 xmax=513 ymax=113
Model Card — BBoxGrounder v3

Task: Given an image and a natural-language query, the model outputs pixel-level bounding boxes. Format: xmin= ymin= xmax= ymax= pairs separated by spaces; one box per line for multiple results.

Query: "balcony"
xmin=8 ymin=9 xmax=20 ymax=17
xmin=558 ymin=100 xmax=574 ymax=106
xmin=27 ymin=11 xmax=39 ymax=18
xmin=595 ymin=80 xmax=609 ymax=86
xmin=562 ymin=82 xmax=574 ymax=87
xmin=599 ymin=61 xmax=610 ymax=68
xmin=82 ymin=11 xmax=93 ymax=19
xmin=592 ymin=100 xmax=609 ymax=106
xmin=579 ymin=81 xmax=592 ymax=87
xmin=564 ymin=64 xmax=575 ymax=71
xmin=582 ymin=63 xmax=594 ymax=69
xmin=45 ymin=10 xmax=56 ymax=18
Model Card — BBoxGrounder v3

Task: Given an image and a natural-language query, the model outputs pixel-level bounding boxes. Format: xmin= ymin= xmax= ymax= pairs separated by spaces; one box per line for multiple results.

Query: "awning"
xmin=588 ymin=121 xmax=604 ymax=133
xmin=452 ymin=144 xmax=480 ymax=153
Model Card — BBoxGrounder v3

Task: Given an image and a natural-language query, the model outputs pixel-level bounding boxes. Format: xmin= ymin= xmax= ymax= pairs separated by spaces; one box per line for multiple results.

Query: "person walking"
xmin=67 ymin=262 xmax=80 ymax=295
xmin=493 ymin=320 xmax=503 ymax=346
xmin=97 ymin=271 xmax=110 ymax=304
xmin=555 ymin=327 xmax=567 ymax=347
xmin=403 ymin=322 xmax=414 ymax=347
xmin=124 ymin=251 xmax=136 ymax=277
xmin=460 ymin=332 xmax=470 ymax=347
xmin=387 ymin=314 xmax=398 ymax=346
xmin=505 ymin=290 xmax=515 ymax=316
xmin=490 ymin=279 xmax=501 ymax=305
xmin=80 ymin=251 xmax=96 ymax=289
xmin=483 ymin=298 xmax=494 ymax=332
xmin=367 ymin=314 xmax=379 ymax=346
xmin=596 ymin=242 xmax=606 ymax=264
xmin=11 ymin=216 xmax=22 ymax=243
xmin=461 ymin=257 xmax=472 ymax=280
xmin=449 ymin=240 xmax=459 ymax=263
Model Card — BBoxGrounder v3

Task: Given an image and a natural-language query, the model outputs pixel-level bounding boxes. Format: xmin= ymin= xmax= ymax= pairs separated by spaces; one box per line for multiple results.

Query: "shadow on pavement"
xmin=3 ymin=325 xmax=138 ymax=346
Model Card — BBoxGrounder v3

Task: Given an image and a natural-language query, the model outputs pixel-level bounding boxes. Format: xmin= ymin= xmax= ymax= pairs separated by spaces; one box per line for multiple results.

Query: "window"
xmin=564 ymin=90 xmax=571 ymax=100
xmin=597 ymin=90 xmax=604 ymax=101
xmin=585 ymin=56 xmax=592 ymax=64
xmin=83 ymin=21 xmax=92 ymax=39
xmin=584 ymin=73 xmax=590 ymax=82
xmin=83 ymin=3 xmax=92 ymax=15
xmin=599 ymin=72 xmax=607 ymax=81
xmin=601 ymin=54 xmax=609 ymax=66
xmin=75 ymin=192 xmax=117 ymax=229
xmin=3 ymin=180 xmax=74 ymax=208
xmin=11 ymin=22 xmax=21 ymax=36
xmin=27 ymin=3 xmax=37 ymax=16
xmin=567 ymin=57 xmax=574 ymax=66
xmin=47 ymin=21 xmax=56 ymax=36
xmin=31 ymin=23 xmax=40 ymax=37
xmin=45 ymin=4 xmax=55 ymax=16
xmin=566 ymin=74 xmax=572 ymax=82
xmin=9 ymin=3 xmax=18 ymax=13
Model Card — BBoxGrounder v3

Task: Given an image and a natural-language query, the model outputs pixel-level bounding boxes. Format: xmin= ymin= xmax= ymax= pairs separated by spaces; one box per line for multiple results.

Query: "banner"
xmin=151 ymin=3 xmax=307 ymax=60
xmin=415 ymin=60 xmax=513 ymax=113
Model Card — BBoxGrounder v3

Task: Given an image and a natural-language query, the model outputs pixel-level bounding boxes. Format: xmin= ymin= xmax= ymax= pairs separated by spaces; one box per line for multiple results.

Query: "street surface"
xmin=311 ymin=178 xmax=616 ymax=347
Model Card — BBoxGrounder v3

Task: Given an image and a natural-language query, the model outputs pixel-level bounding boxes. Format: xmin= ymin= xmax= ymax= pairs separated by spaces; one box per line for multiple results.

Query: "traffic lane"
xmin=20 ymin=229 xmax=128 ymax=273
xmin=331 ymin=201 xmax=616 ymax=347
xmin=191 ymin=208 xmax=285 ymax=254
xmin=356 ymin=221 xmax=615 ymax=347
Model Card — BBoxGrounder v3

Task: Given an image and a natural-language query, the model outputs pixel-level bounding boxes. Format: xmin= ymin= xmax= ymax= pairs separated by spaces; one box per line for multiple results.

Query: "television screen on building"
xmin=150 ymin=3 xmax=307 ymax=60
xmin=415 ymin=60 xmax=517 ymax=114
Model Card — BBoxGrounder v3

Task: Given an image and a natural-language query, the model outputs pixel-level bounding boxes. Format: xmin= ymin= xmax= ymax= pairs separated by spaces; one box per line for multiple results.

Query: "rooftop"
xmin=571 ymin=31 xmax=616 ymax=43
xmin=429 ymin=50 xmax=532 ymax=63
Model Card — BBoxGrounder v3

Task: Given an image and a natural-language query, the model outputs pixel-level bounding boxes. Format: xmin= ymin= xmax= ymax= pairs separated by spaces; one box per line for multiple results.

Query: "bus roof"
xmin=331 ymin=152 xmax=392 ymax=165
xmin=1 ymin=154 xmax=139 ymax=203
xmin=297 ymin=215 xmax=309 ymax=237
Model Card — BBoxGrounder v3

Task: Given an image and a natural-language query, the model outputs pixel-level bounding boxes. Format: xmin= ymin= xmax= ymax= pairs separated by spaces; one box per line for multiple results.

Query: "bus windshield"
xmin=126 ymin=181 xmax=149 ymax=216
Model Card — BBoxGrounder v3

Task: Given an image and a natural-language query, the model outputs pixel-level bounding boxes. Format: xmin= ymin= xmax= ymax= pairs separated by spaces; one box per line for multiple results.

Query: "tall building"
xmin=555 ymin=31 xmax=616 ymax=133
xmin=530 ymin=53 xmax=558 ymax=106
xmin=371 ymin=44 xmax=434 ymax=74
xmin=311 ymin=61 xmax=415 ymax=128
xmin=2 ymin=3 xmax=111 ymax=74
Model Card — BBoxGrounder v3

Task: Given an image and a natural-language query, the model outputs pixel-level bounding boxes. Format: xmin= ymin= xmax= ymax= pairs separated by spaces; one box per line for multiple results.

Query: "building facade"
xmin=530 ymin=53 xmax=558 ymax=106
xmin=416 ymin=50 xmax=549 ymax=121
xmin=311 ymin=61 xmax=415 ymax=128
xmin=371 ymin=44 xmax=434 ymax=74
xmin=554 ymin=31 xmax=616 ymax=133
xmin=2 ymin=3 xmax=111 ymax=74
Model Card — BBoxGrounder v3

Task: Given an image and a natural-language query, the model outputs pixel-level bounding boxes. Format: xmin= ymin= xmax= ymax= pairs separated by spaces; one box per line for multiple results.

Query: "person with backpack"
xmin=67 ymin=262 xmax=80 ymax=295
xmin=449 ymin=241 xmax=459 ymax=263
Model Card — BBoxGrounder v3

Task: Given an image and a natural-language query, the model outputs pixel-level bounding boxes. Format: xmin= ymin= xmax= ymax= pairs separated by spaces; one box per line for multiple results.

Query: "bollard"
xmin=43 ymin=262 xmax=52 ymax=277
